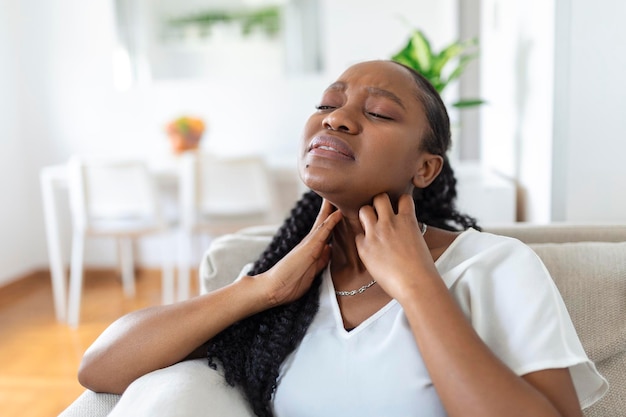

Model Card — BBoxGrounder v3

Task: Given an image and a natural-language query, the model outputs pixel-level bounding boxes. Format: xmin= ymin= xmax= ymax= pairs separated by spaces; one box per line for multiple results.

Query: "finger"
xmin=321 ymin=209 xmax=343 ymax=230
xmin=358 ymin=205 xmax=377 ymax=232
xmin=397 ymin=194 xmax=416 ymax=215
xmin=311 ymin=209 xmax=343 ymax=244
xmin=314 ymin=244 xmax=332 ymax=273
xmin=372 ymin=193 xmax=394 ymax=220
xmin=311 ymin=199 xmax=335 ymax=230
xmin=301 ymin=244 xmax=329 ymax=276
xmin=354 ymin=232 xmax=365 ymax=250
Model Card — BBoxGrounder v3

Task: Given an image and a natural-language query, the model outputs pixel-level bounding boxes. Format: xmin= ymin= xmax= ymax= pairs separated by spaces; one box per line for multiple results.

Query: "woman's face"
xmin=299 ymin=60 xmax=431 ymax=211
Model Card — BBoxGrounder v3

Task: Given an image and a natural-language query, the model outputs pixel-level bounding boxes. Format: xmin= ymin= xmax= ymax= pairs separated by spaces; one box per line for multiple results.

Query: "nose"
xmin=322 ymin=106 xmax=360 ymax=133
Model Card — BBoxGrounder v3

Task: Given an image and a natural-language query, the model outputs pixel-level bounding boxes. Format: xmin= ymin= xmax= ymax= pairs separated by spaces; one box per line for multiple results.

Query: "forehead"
xmin=331 ymin=61 xmax=418 ymax=97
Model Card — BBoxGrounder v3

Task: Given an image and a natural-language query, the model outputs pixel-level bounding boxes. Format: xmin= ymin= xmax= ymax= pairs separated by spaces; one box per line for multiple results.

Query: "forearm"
xmin=400 ymin=277 xmax=562 ymax=417
xmin=78 ymin=276 xmax=269 ymax=394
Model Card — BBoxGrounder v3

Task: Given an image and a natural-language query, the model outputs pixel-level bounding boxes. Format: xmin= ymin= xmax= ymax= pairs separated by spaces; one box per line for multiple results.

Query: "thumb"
xmin=354 ymin=232 xmax=366 ymax=252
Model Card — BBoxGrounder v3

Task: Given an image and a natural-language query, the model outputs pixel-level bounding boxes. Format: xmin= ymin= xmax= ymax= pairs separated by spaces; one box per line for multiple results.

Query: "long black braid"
xmin=205 ymin=60 xmax=479 ymax=417
xmin=205 ymin=191 xmax=324 ymax=417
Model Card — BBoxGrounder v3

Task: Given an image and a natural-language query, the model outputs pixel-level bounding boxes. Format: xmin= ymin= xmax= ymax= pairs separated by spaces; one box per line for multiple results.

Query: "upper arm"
xmin=184 ymin=341 xmax=209 ymax=360
xmin=522 ymin=368 xmax=583 ymax=417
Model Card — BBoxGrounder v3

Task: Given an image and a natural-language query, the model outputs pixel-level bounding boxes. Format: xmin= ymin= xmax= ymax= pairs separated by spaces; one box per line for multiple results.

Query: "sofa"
xmin=58 ymin=223 xmax=626 ymax=417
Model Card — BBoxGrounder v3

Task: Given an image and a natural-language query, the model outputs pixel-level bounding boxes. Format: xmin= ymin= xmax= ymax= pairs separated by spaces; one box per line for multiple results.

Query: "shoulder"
xmin=436 ymin=227 xmax=534 ymax=262
xmin=426 ymin=226 xmax=462 ymax=262
xmin=436 ymin=228 xmax=548 ymax=288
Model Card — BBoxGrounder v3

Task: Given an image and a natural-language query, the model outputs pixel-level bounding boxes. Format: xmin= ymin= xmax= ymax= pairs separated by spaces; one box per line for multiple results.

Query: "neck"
xmin=330 ymin=211 xmax=366 ymax=272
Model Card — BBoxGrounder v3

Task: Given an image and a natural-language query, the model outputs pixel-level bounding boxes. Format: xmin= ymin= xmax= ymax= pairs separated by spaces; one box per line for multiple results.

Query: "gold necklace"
xmin=334 ymin=223 xmax=428 ymax=297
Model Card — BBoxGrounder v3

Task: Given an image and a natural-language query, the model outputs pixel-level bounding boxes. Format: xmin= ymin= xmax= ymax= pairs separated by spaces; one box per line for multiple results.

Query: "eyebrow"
xmin=325 ymin=81 xmax=406 ymax=110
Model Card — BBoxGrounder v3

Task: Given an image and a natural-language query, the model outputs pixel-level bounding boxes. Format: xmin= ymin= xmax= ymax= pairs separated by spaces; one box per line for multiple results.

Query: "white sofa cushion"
xmin=108 ymin=359 xmax=252 ymax=417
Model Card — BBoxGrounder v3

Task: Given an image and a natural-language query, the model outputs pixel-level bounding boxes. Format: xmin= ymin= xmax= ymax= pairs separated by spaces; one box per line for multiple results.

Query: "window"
xmin=113 ymin=0 xmax=322 ymax=88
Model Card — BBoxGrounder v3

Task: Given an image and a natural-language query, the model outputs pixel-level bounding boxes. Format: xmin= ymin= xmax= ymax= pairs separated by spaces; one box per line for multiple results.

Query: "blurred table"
xmin=40 ymin=165 xmax=70 ymax=322
xmin=40 ymin=157 xmax=301 ymax=323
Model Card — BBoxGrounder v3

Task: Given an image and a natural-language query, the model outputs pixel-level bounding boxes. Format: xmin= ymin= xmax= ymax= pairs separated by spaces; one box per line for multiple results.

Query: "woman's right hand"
xmin=259 ymin=199 xmax=342 ymax=306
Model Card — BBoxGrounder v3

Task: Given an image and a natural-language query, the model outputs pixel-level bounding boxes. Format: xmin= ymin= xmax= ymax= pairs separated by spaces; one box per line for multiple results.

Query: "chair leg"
xmin=67 ymin=231 xmax=86 ymax=328
xmin=160 ymin=231 xmax=175 ymax=305
xmin=118 ymin=237 xmax=136 ymax=297
xmin=177 ymin=229 xmax=193 ymax=302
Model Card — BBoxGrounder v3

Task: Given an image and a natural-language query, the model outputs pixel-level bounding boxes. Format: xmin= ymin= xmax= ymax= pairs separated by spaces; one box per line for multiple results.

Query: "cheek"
xmin=370 ymin=132 xmax=419 ymax=163
xmin=299 ymin=117 xmax=315 ymax=152
xmin=298 ymin=116 xmax=317 ymax=175
xmin=364 ymin=138 xmax=419 ymax=181
xmin=302 ymin=115 xmax=318 ymax=136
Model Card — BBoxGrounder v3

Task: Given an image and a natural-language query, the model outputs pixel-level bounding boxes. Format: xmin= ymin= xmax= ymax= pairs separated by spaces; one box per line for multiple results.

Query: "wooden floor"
xmin=0 ymin=269 xmax=197 ymax=417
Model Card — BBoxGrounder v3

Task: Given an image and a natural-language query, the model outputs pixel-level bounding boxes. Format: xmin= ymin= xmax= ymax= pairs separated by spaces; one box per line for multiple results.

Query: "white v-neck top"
xmin=272 ymin=229 xmax=608 ymax=416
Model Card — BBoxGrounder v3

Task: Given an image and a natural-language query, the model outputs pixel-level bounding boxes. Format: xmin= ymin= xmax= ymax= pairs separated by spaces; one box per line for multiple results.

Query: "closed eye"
xmin=368 ymin=112 xmax=393 ymax=120
xmin=315 ymin=105 xmax=336 ymax=111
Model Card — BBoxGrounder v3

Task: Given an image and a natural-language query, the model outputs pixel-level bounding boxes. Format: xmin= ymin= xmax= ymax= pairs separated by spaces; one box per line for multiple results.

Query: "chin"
xmin=299 ymin=167 xmax=331 ymax=194
xmin=300 ymin=178 xmax=337 ymax=202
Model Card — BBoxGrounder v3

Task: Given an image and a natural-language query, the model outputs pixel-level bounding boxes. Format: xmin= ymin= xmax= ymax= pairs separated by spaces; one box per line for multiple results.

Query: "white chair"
xmin=66 ymin=156 xmax=175 ymax=327
xmin=176 ymin=152 xmax=279 ymax=300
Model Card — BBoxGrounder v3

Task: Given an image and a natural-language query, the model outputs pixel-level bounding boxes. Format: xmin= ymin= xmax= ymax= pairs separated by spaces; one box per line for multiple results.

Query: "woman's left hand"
xmin=355 ymin=193 xmax=439 ymax=300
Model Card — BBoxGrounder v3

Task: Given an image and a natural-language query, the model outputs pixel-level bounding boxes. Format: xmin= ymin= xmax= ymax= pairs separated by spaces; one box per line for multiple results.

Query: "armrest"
xmin=57 ymin=390 xmax=120 ymax=417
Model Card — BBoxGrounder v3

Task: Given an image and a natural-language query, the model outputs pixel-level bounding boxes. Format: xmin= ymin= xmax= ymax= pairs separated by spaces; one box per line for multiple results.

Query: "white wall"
xmin=480 ymin=0 xmax=556 ymax=222
xmin=458 ymin=0 xmax=482 ymax=161
xmin=552 ymin=0 xmax=626 ymax=222
xmin=0 ymin=0 xmax=457 ymax=282
xmin=320 ymin=0 xmax=457 ymax=76
xmin=41 ymin=0 xmax=456 ymax=163
xmin=0 ymin=1 xmax=50 ymax=284
xmin=480 ymin=0 xmax=626 ymax=223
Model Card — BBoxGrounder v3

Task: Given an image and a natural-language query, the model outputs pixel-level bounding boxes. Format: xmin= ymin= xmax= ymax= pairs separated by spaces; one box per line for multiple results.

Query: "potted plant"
xmin=391 ymin=29 xmax=484 ymax=109
xmin=165 ymin=116 xmax=206 ymax=154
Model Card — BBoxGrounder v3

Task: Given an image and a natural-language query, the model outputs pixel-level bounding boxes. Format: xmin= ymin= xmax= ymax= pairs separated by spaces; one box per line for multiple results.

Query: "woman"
xmin=78 ymin=60 xmax=607 ymax=417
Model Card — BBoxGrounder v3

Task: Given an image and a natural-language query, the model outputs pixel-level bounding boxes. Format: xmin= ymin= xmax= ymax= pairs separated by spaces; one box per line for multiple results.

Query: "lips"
xmin=308 ymin=135 xmax=355 ymax=160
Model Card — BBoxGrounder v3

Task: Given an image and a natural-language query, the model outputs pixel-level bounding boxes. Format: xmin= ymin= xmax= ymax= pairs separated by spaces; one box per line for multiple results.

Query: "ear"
xmin=412 ymin=154 xmax=443 ymax=188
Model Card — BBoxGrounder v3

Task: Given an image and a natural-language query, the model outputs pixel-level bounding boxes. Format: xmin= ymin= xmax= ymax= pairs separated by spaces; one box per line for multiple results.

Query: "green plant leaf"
xmin=391 ymin=39 xmax=421 ymax=72
xmin=391 ymin=26 xmax=484 ymax=109
xmin=432 ymin=37 xmax=477 ymax=76
xmin=452 ymin=98 xmax=486 ymax=108
xmin=410 ymin=30 xmax=434 ymax=73
xmin=167 ymin=6 xmax=280 ymax=38
xmin=441 ymin=52 xmax=479 ymax=89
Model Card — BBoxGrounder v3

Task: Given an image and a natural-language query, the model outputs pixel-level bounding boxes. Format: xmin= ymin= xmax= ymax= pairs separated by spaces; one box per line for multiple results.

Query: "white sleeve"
xmin=447 ymin=237 xmax=608 ymax=409
xmin=234 ymin=262 xmax=255 ymax=281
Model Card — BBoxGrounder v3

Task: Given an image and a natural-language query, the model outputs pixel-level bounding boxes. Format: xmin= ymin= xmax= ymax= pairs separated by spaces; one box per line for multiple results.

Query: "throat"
xmin=329 ymin=216 xmax=367 ymax=270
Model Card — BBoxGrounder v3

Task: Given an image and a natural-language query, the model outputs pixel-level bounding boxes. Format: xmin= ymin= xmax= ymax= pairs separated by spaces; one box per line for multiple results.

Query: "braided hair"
xmin=205 ymin=60 xmax=479 ymax=417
